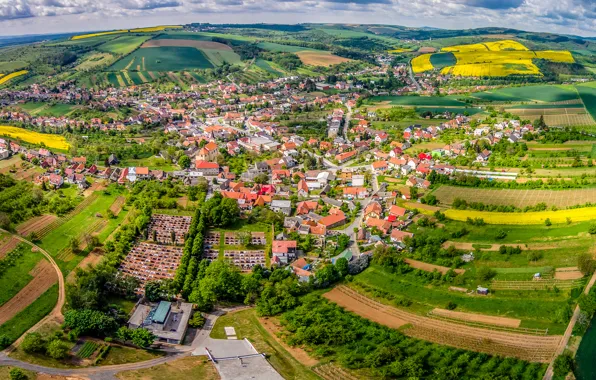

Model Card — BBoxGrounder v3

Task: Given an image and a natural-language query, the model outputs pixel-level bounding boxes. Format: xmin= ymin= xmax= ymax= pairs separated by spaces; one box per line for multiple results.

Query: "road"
xmin=0 ymin=308 xmax=246 ymax=380
xmin=408 ymin=60 xmax=421 ymax=93
xmin=343 ymin=107 xmax=352 ymax=143
xmin=0 ymin=229 xmax=65 ymax=352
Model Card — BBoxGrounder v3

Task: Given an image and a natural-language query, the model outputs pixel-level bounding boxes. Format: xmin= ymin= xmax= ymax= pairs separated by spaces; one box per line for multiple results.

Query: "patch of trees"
xmin=452 ymin=198 xmax=550 ymax=213
xmin=429 ymin=170 xmax=592 ymax=190
xmin=335 ymin=37 xmax=390 ymax=52
xmin=376 ymin=106 xmax=417 ymax=121
xmin=540 ymin=128 xmax=595 ymax=144
xmin=21 ymin=332 xmax=70 ymax=360
xmin=202 ymin=192 xmax=240 ymax=227
xmin=39 ymin=51 xmax=78 ymax=67
xmin=534 ymin=59 xmax=589 ymax=80
xmin=280 ymin=294 xmax=544 ymax=378
xmin=261 ymin=51 xmax=302 ymax=71
xmin=331 ymin=47 xmax=376 ymax=65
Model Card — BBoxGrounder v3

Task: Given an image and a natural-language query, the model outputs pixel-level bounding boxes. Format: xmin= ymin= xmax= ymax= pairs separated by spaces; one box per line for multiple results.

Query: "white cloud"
xmin=0 ymin=0 xmax=595 ymax=37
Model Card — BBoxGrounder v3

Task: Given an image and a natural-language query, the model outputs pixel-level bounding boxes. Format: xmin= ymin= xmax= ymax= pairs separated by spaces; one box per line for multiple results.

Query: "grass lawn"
xmin=211 ymin=309 xmax=320 ymax=380
xmin=101 ymin=345 xmax=165 ymax=366
xmin=213 ymin=219 xmax=271 ymax=233
xmin=116 ymin=356 xmax=218 ymax=380
xmin=106 ymin=296 xmax=137 ymax=315
xmin=354 ymin=265 xmax=569 ymax=333
xmin=0 ymin=244 xmax=44 ymax=306
xmin=118 ymin=156 xmax=177 ymax=171
xmin=0 ymin=284 xmax=58 ymax=344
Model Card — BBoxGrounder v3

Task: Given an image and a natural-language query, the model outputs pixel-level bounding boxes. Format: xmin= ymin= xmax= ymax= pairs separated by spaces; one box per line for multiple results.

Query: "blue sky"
xmin=0 ymin=0 xmax=595 ymax=37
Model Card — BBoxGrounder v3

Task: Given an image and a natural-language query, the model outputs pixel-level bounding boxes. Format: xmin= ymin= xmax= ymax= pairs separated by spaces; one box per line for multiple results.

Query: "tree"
xmin=254 ymin=173 xmax=269 ymax=184
xmin=335 ymin=257 xmax=349 ymax=278
xmin=178 ymin=155 xmax=191 ymax=169
xmin=63 ymin=309 xmax=118 ymax=337
xmin=476 ymin=267 xmax=497 ymax=282
xmin=9 ymin=368 xmax=28 ymax=380
xmin=0 ymin=334 xmax=11 ymax=349
xmin=144 ymin=281 xmax=162 ymax=302
xmin=131 ymin=328 xmax=155 ymax=348
xmin=21 ymin=333 xmax=46 ymax=354
xmin=495 ymin=229 xmax=507 ymax=239
xmin=578 ymin=253 xmax=596 ymax=275
xmin=46 ymin=339 xmax=70 ymax=360
xmin=553 ymin=353 xmax=575 ymax=377
xmin=69 ymin=237 xmax=80 ymax=252
xmin=589 ymin=223 xmax=596 ymax=234
xmin=544 ymin=218 xmax=552 ymax=226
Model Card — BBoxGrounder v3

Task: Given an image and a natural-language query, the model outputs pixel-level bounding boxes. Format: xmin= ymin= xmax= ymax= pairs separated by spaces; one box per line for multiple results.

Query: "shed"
xmin=476 ymin=286 xmax=489 ymax=295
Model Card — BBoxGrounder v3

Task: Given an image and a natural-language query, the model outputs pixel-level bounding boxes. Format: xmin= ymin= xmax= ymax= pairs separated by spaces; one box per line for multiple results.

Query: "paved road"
xmin=343 ymin=107 xmax=352 ymax=143
xmin=0 ymin=307 xmax=249 ymax=379
xmin=0 ymin=229 xmax=65 ymax=352
xmin=408 ymin=60 xmax=422 ymax=93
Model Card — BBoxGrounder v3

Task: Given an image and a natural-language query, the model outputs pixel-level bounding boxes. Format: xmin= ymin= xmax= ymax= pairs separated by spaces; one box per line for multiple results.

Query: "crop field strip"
xmin=433 ymin=185 xmax=596 ymax=208
xmin=55 ymin=218 xmax=108 ymax=262
xmin=33 ymin=193 xmax=100 ymax=239
xmin=490 ymin=279 xmax=584 ymax=290
xmin=326 ymin=286 xmax=561 ymax=362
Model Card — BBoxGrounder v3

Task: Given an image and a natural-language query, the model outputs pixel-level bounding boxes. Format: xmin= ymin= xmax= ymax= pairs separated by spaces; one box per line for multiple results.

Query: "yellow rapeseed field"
xmin=445 ymin=207 xmax=596 ymax=225
xmin=412 ymin=54 xmax=433 ymax=73
xmin=0 ymin=126 xmax=70 ymax=150
xmin=0 ymin=70 xmax=28 ymax=86
xmin=452 ymin=50 xmax=537 ymax=65
xmin=72 ymin=30 xmax=129 ymax=40
xmin=388 ymin=48 xmax=411 ymax=53
xmin=442 ymin=43 xmax=488 ymax=53
xmin=441 ymin=61 xmax=541 ymax=77
xmin=484 ymin=40 xmax=528 ymax=51
xmin=130 ymin=25 xmax=182 ymax=33
xmin=535 ymin=50 xmax=575 ymax=63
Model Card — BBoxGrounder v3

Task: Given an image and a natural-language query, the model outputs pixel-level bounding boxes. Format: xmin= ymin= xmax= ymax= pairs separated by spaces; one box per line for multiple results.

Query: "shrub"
xmin=9 ymin=368 xmax=28 ymax=380
xmin=46 ymin=339 xmax=70 ymax=360
xmin=21 ymin=333 xmax=46 ymax=354
xmin=446 ymin=301 xmax=457 ymax=310
xmin=553 ymin=353 xmax=575 ymax=377
xmin=477 ymin=267 xmax=497 ymax=282
xmin=589 ymin=223 xmax=596 ymax=234
xmin=0 ymin=334 xmax=11 ymax=349
xmin=495 ymin=229 xmax=507 ymax=239
xmin=544 ymin=218 xmax=552 ymax=226
xmin=189 ymin=312 xmax=206 ymax=328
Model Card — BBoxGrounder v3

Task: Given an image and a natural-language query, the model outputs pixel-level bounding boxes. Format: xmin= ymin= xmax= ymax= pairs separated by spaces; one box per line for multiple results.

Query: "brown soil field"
xmin=16 ymin=215 xmax=58 ymax=237
xmin=295 ymin=51 xmax=351 ymax=67
xmin=0 ymin=259 xmax=57 ymax=325
xmin=109 ymin=196 xmax=126 ymax=216
xmin=259 ymin=316 xmax=319 ymax=366
xmin=323 ymin=287 xmax=408 ymax=329
xmin=0 ymin=236 xmax=20 ymax=259
xmin=418 ymin=47 xmax=437 ymax=53
xmin=83 ymin=181 xmax=106 ymax=197
xmin=554 ymin=267 xmax=584 ymax=280
xmin=326 ymin=286 xmax=561 ymax=362
xmin=431 ymin=308 xmax=521 ymax=328
xmin=142 ymin=39 xmax=233 ymax=50
xmin=177 ymin=196 xmax=189 ymax=208
xmin=66 ymin=248 xmax=104 ymax=283
xmin=147 ymin=71 xmax=156 ymax=80
xmin=404 ymin=258 xmax=465 ymax=275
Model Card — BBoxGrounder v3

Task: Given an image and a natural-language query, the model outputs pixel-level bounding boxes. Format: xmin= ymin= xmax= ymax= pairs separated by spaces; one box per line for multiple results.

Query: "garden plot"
xmin=16 ymin=214 xmax=58 ymax=237
xmin=433 ymin=185 xmax=596 ymax=208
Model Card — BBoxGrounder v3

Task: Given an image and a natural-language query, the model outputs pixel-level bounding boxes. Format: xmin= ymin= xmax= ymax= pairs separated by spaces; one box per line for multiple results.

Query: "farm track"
xmin=326 ymin=286 xmax=561 ymax=362
xmin=314 ymin=363 xmax=359 ymax=380
xmin=0 ymin=259 xmax=57 ymax=325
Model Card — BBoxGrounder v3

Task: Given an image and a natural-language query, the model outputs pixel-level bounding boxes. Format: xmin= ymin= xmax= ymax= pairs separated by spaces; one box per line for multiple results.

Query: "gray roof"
xmin=271 ymin=200 xmax=291 ymax=208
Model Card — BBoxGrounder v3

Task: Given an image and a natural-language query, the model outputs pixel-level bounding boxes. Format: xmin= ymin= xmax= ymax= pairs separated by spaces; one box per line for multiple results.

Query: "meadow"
xmin=0 ymin=244 xmax=44 ymax=306
xmin=576 ymin=84 xmax=596 ymax=121
xmin=471 ymin=85 xmax=580 ymax=103
xmin=97 ymin=35 xmax=152 ymax=55
xmin=110 ymin=47 xmax=214 ymax=71
xmin=0 ymin=125 xmax=70 ymax=150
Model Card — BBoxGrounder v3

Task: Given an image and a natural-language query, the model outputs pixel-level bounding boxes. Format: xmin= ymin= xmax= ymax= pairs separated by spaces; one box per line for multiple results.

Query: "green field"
xmin=472 ymin=85 xmax=580 ymax=103
xmin=508 ymin=103 xmax=586 ymax=109
xmin=429 ymin=52 xmax=456 ymax=69
xmin=255 ymin=59 xmax=283 ymax=76
xmin=110 ymin=47 xmax=214 ymax=71
xmin=256 ymin=42 xmax=315 ymax=53
xmin=416 ymin=106 xmax=484 ymax=115
xmin=577 ymin=85 xmax=596 ymax=121
xmin=0 ymin=284 xmax=58 ymax=344
xmin=0 ymin=61 xmax=28 ymax=73
xmin=97 ymin=35 xmax=151 ymax=55
xmin=355 ymin=264 xmax=568 ymax=332
xmin=0 ymin=244 xmax=44 ymax=306
xmin=370 ymin=95 xmax=468 ymax=106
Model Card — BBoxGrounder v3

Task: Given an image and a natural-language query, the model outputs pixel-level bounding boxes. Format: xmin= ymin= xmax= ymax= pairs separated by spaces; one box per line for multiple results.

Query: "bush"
xmin=21 ymin=333 xmax=46 ymax=354
xmin=0 ymin=334 xmax=11 ymax=349
xmin=589 ymin=223 xmax=596 ymax=234
xmin=553 ymin=353 xmax=575 ymax=377
xmin=46 ymin=339 xmax=70 ymax=360
xmin=446 ymin=301 xmax=457 ymax=310
xmin=189 ymin=312 xmax=206 ymax=328
xmin=495 ymin=229 xmax=507 ymax=239
xmin=9 ymin=368 xmax=28 ymax=380
xmin=477 ymin=267 xmax=497 ymax=282
xmin=544 ymin=218 xmax=552 ymax=226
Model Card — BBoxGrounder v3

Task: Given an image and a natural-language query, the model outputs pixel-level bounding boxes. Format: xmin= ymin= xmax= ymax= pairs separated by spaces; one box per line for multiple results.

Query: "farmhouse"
xmin=128 ymin=300 xmax=192 ymax=344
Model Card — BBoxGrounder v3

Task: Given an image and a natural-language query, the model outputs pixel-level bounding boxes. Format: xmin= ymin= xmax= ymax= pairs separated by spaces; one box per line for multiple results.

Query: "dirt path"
xmin=0 ymin=259 xmax=57 ymax=325
xmin=404 ymin=258 xmax=465 ymax=275
xmin=431 ymin=308 xmax=521 ymax=328
xmin=258 ymin=317 xmax=319 ymax=367
xmin=0 ymin=229 xmax=65 ymax=352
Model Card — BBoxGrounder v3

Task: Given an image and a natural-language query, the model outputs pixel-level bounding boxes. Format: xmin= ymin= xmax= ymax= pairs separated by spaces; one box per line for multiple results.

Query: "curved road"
xmin=0 ymin=228 xmax=65 ymax=351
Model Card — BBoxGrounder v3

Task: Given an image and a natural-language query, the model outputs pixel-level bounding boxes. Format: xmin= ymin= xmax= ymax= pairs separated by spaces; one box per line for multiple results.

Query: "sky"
xmin=0 ymin=0 xmax=595 ymax=37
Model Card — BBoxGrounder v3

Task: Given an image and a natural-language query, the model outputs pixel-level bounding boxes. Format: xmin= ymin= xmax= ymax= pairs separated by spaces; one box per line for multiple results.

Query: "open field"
xmin=210 ymin=309 xmax=319 ymax=380
xmin=0 ymin=259 xmax=57 ymax=325
xmin=404 ymin=258 xmax=465 ymax=275
xmin=98 ymin=35 xmax=151 ymax=55
xmin=0 ymin=236 xmax=20 ymax=258
xmin=369 ymin=95 xmax=467 ymax=107
xmin=471 ymin=85 xmax=580 ymax=103
xmin=412 ymin=54 xmax=433 ymax=73
xmin=142 ymin=38 xmax=241 ymax=66
xmin=295 ymin=51 xmax=351 ymax=66
xmin=0 ymin=70 xmax=28 ymax=86
xmin=116 ymin=356 xmax=218 ymax=380
xmin=444 ymin=206 xmax=596 ymax=225
xmin=0 ymin=244 xmax=45 ymax=305
xmin=71 ymin=25 xmax=181 ymax=40
xmin=430 ymin=308 xmax=522 ymax=327
xmin=75 ymin=53 xmax=114 ymax=71
xmin=577 ymin=84 xmax=596 ymax=121
xmin=0 ymin=284 xmax=58 ymax=344
xmin=110 ymin=47 xmax=214 ymax=71
xmin=325 ymin=286 xmax=560 ymax=362
xmin=0 ymin=126 xmax=69 ymax=150
xmin=433 ymin=185 xmax=596 ymax=208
